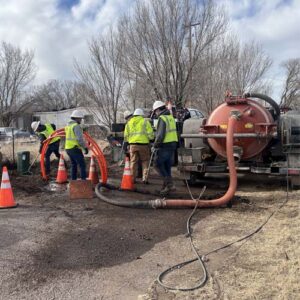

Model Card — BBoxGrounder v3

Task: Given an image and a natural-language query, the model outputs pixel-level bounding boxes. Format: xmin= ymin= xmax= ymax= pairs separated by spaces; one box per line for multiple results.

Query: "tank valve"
xmin=233 ymin=146 xmax=243 ymax=162
xmin=230 ymin=110 xmax=242 ymax=120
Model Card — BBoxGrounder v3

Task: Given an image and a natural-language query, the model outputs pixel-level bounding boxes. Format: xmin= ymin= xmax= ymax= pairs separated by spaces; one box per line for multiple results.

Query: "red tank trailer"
xmin=204 ymin=96 xmax=277 ymax=160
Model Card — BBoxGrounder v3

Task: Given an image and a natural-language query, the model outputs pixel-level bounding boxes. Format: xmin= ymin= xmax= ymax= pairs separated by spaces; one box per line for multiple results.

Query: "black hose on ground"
xmin=157 ymin=188 xmax=208 ymax=291
xmin=95 ymin=183 xmax=164 ymax=208
xmin=244 ymin=92 xmax=280 ymax=120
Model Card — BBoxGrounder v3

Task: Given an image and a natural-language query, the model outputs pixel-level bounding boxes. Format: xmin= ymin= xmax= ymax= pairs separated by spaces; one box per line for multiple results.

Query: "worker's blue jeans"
xmin=66 ymin=147 xmax=87 ymax=180
xmin=45 ymin=141 xmax=60 ymax=174
xmin=155 ymin=148 xmax=175 ymax=178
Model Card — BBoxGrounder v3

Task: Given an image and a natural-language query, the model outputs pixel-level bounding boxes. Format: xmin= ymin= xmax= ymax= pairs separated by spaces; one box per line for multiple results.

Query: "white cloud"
xmin=0 ymin=0 xmax=298 ymax=101
xmin=71 ymin=0 xmax=103 ymax=20
xmin=0 ymin=0 xmax=132 ymax=85
xmin=222 ymin=0 xmax=300 ymax=99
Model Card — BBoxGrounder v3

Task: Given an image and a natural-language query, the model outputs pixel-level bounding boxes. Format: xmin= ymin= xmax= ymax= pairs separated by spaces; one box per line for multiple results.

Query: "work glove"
xmin=84 ymin=148 xmax=89 ymax=155
xmin=112 ymin=140 xmax=121 ymax=147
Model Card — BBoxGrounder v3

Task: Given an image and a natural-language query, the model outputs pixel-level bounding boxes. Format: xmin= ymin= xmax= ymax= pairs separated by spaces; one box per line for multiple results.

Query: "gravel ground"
xmin=0 ymin=167 xmax=299 ymax=300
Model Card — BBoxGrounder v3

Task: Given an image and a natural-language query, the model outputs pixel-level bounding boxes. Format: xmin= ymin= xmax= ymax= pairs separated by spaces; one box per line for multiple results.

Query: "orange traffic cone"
xmin=0 ymin=166 xmax=17 ymax=209
xmin=56 ymin=154 xmax=68 ymax=183
xmin=88 ymin=155 xmax=99 ymax=184
xmin=120 ymin=156 xmax=135 ymax=190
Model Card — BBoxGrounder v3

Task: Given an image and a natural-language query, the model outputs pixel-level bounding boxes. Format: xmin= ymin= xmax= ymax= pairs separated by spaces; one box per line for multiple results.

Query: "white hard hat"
xmin=71 ymin=110 xmax=84 ymax=119
xmin=31 ymin=121 xmax=40 ymax=132
xmin=153 ymin=100 xmax=165 ymax=111
xmin=133 ymin=108 xmax=144 ymax=116
xmin=124 ymin=110 xmax=133 ymax=119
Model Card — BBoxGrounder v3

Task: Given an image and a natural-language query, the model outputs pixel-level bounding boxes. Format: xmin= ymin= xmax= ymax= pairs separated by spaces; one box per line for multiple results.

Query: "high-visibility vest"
xmin=159 ymin=115 xmax=178 ymax=143
xmin=65 ymin=122 xmax=81 ymax=149
xmin=125 ymin=116 xmax=154 ymax=144
xmin=39 ymin=123 xmax=60 ymax=144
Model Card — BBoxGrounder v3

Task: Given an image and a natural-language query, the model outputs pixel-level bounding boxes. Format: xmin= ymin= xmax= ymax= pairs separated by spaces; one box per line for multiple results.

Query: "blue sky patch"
xmin=58 ymin=0 xmax=80 ymax=10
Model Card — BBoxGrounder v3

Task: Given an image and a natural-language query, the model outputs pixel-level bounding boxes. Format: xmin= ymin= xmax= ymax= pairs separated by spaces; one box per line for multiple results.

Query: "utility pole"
xmin=186 ymin=21 xmax=202 ymax=107
xmin=188 ymin=21 xmax=192 ymax=108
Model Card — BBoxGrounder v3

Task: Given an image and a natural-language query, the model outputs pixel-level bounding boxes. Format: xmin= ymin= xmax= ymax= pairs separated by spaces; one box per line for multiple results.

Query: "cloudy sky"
xmin=0 ymin=0 xmax=299 ymax=100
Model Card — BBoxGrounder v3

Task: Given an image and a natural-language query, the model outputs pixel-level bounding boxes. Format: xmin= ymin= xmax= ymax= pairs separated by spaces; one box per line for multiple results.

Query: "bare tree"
xmin=280 ymin=58 xmax=300 ymax=108
xmin=194 ymin=37 xmax=272 ymax=114
xmin=75 ymin=27 xmax=126 ymax=127
xmin=118 ymin=0 xmax=227 ymax=108
xmin=229 ymin=40 xmax=272 ymax=95
xmin=124 ymin=75 xmax=155 ymax=110
xmin=0 ymin=41 xmax=36 ymax=126
xmin=193 ymin=35 xmax=236 ymax=113
xmin=30 ymin=80 xmax=88 ymax=111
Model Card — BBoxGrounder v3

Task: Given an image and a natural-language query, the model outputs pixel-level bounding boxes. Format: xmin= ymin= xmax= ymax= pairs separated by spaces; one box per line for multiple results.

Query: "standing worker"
xmin=65 ymin=110 xmax=89 ymax=180
xmin=124 ymin=108 xmax=154 ymax=184
xmin=31 ymin=121 xmax=60 ymax=176
xmin=152 ymin=100 xmax=178 ymax=195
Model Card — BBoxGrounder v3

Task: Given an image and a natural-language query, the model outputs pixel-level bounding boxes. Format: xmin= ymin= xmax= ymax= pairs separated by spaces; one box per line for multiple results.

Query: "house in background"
xmin=33 ymin=107 xmax=123 ymax=129
xmin=11 ymin=105 xmax=124 ymax=136
xmin=32 ymin=107 xmax=96 ymax=129
xmin=32 ymin=107 xmax=124 ymax=137
xmin=10 ymin=102 xmax=38 ymax=132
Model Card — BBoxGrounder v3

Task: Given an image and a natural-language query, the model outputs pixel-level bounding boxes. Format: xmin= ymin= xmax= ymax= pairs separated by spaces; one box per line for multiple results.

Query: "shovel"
xmin=24 ymin=153 xmax=40 ymax=175
xmin=144 ymin=149 xmax=156 ymax=182
xmin=117 ymin=140 xmax=126 ymax=167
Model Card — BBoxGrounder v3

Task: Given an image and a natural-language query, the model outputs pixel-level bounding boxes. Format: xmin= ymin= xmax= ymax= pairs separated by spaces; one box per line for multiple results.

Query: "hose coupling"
xmin=150 ymin=199 xmax=165 ymax=208
xmin=230 ymin=110 xmax=242 ymax=120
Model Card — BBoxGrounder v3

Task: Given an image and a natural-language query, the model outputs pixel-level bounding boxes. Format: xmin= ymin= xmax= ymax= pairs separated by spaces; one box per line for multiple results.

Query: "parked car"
xmin=151 ymin=107 xmax=205 ymax=128
xmin=188 ymin=108 xmax=205 ymax=119
xmin=14 ymin=129 xmax=32 ymax=138
xmin=0 ymin=127 xmax=12 ymax=140
xmin=0 ymin=127 xmax=33 ymax=140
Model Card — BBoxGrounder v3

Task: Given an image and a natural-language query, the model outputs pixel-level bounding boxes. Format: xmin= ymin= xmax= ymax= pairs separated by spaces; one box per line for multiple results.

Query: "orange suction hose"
xmin=40 ymin=129 xmax=107 ymax=184
xmin=161 ymin=115 xmax=238 ymax=208
xmin=95 ymin=114 xmax=239 ymax=209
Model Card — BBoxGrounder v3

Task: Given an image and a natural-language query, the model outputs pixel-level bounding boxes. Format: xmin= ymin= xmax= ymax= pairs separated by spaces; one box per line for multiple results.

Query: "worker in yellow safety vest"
xmin=124 ymin=108 xmax=154 ymax=183
xmin=152 ymin=100 xmax=178 ymax=195
xmin=31 ymin=121 xmax=60 ymax=176
xmin=65 ymin=110 xmax=89 ymax=180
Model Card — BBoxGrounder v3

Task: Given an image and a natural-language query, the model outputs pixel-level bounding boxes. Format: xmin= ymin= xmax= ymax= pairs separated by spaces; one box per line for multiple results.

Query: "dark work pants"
xmin=66 ymin=147 xmax=87 ymax=180
xmin=45 ymin=141 xmax=60 ymax=174
xmin=155 ymin=148 xmax=175 ymax=178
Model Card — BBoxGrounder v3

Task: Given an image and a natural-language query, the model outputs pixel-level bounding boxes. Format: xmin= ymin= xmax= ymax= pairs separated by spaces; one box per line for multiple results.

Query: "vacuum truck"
xmin=179 ymin=93 xmax=300 ymax=187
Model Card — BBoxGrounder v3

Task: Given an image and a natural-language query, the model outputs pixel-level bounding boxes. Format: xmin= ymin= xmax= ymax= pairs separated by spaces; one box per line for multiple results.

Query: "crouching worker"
xmin=31 ymin=121 xmax=60 ymax=176
xmin=65 ymin=110 xmax=89 ymax=180
xmin=124 ymin=108 xmax=154 ymax=184
xmin=152 ymin=101 xmax=178 ymax=195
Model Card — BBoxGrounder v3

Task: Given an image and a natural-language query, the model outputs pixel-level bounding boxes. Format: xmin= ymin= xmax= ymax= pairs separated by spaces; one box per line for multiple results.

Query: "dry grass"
xmin=142 ymin=189 xmax=300 ymax=299
xmin=0 ymin=138 xmax=40 ymax=162
xmin=0 ymin=138 xmax=110 ymax=163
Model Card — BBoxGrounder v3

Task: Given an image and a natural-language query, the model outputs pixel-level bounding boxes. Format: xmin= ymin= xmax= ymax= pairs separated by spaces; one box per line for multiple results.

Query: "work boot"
xmin=167 ymin=177 xmax=176 ymax=192
xmin=160 ymin=177 xmax=172 ymax=196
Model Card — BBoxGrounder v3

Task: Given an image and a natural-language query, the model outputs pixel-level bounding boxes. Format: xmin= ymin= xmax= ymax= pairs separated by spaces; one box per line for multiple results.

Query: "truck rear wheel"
xmin=184 ymin=171 xmax=205 ymax=186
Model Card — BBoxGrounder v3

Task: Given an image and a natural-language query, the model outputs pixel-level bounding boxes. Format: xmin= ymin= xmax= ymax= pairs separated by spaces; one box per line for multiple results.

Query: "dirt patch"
xmin=10 ymin=173 xmax=48 ymax=194
xmin=0 ymin=169 xmax=299 ymax=299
